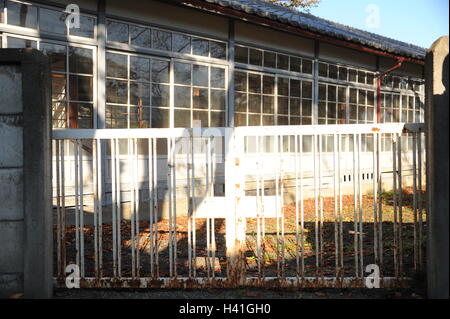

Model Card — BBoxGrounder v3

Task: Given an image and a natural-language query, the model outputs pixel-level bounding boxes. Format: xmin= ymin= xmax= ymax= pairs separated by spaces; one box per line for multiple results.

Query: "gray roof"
xmin=200 ymin=0 xmax=427 ymax=60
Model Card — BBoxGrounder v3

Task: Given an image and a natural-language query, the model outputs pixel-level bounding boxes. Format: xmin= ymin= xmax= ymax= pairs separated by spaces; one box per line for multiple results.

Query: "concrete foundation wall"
xmin=426 ymin=36 xmax=449 ymax=299
xmin=0 ymin=49 xmax=52 ymax=299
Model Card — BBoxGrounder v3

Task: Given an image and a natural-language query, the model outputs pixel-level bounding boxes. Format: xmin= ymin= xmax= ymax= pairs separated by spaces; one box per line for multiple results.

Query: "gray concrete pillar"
xmin=425 ymin=36 xmax=449 ymax=299
xmin=0 ymin=49 xmax=52 ymax=298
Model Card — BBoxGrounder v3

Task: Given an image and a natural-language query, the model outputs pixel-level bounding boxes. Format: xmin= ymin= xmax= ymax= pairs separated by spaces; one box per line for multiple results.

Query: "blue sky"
xmin=308 ymin=0 xmax=449 ymax=49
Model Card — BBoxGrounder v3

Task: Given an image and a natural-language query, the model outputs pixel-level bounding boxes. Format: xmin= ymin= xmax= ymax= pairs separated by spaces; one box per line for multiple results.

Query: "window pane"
xmin=151 ymin=60 xmax=169 ymax=83
xmin=130 ymin=82 xmax=150 ymax=106
xmin=358 ymin=71 xmax=366 ymax=84
xmin=211 ymin=112 xmax=225 ymax=127
xmin=69 ymin=75 xmax=93 ymax=101
xmin=70 ymin=103 xmax=93 ymax=128
xmin=41 ymin=42 xmax=66 ymax=72
xmin=235 ymin=46 xmax=248 ymax=64
xmin=192 ymin=38 xmax=209 ymax=56
xmin=290 ymin=57 xmax=301 ymax=73
xmin=51 ymin=74 xmax=67 ymax=100
xmin=193 ymin=64 xmax=208 ymax=87
xmin=173 ymin=33 xmax=191 ymax=54
xmin=106 ymin=79 xmax=127 ymax=104
xmin=338 ymin=87 xmax=346 ymax=103
xmin=193 ymin=88 xmax=208 ymax=109
xmin=234 ymin=92 xmax=247 ymax=112
xmin=278 ymin=96 xmax=288 ymax=114
xmin=130 ymin=25 xmax=151 ymax=47
xmin=70 ymin=15 xmax=95 ymax=38
xmin=152 ymin=29 xmax=171 ymax=51
xmin=151 ymin=108 xmax=169 ymax=128
xmin=39 ymin=8 xmax=66 ymax=35
xmin=174 ymin=86 xmax=191 ymax=108
xmin=248 ymin=114 xmax=261 ymax=126
xmin=234 ymin=71 xmax=247 ymax=92
xmin=263 ymin=95 xmax=274 ymax=114
xmin=107 ymin=20 xmax=129 ymax=43
xmin=69 ymin=47 xmax=93 ymax=75
xmin=193 ymin=111 xmax=209 ymax=126
xmin=7 ymin=37 xmax=37 ymax=48
xmin=278 ymin=77 xmax=289 ymax=96
xmin=358 ymin=90 xmax=366 ymax=105
xmin=174 ymin=62 xmax=191 ymax=85
xmin=130 ymin=106 xmax=150 ymax=128
xmin=210 ymin=41 xmax=226 ymax=59
xmin=290 ymin=79 xmax=300 ymax=97
xmin=367 ymin=91 xmax=375 ymax=106
xmin=349 ymin=69 xmax=357 ymax=82
xmin=350 ymin=88 xmax=357 ymax=104
xmin=248 ymin=73 xmax=261 ymax=94
xmin=174 ymin=109 xmax=191 ymax=127
xmin=302 ymin=99 xmax=312 ymax=117
xmin=211 ymin=90 xmax=226 ymax=110
xmin=211 ymin=67 xmax=225 ymax=88
xmin=277 ymin=116 xmax=288 ymax=125
xmin=263 ymin=115 xmax=275 ymax=126
xmin=264 ymin=51 xmax=276 ymax=68
xmin=130 ymin=56 xmax=150 ymax=82
xmin=318 ymin=84 xmax=327 ymax=101
xmin=106 ymin=52 xmax=127 ymax=78
xmin=52 ymin=101 xmax=67 ymax=128
xmin=366 ymin=73 xmax=374 ymax=85
xmin=302 ymin=59 xmax=313 ymax=74
xmin=106 ymin=105 xmax=127 ymax=128
xmin=151 ymin=84 xmax=169 ymax=107
xmin=302 ymin=81 xmax=312 ymax=99
xmin=329 ymin=64 xmax=338 ymax=79
xmin=277 ymin=54 xmax=289 ymax=70
xmin=263 ymin=76 xmax=274 ymax=94
xmin=319 ymin=62 xmax=328 ymax=77
xmin=7 ymin=1 xmax=37 ymax=28
xmin=328 ymin=85 xmax=337 ymax=101
xmin=248 ymin=94 xmax=261 ymax=113
xmin=338 ymin=67 xmax=348 ymax=81
xmin=235 ymin=113 xmax=247 ymax=126
xmin=249 ymin=48 xmax=263 ymax=66
xmin=290 ymin=98 xmax=300 ymax=116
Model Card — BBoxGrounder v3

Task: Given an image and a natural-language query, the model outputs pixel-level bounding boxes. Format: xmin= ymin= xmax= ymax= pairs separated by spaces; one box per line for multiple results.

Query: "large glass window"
xmin=106 ymin=52 xmax=170 ymax=128
xmin=318 ymin=83 xmax=347 ymax=124
xmin=6 ymin=0 xmax=37 ymax=29
xmin=174 ymin=62 xmax=226 ymax=127
xmin=234 ymin=70 xmax=312 ymax=126
xmin=318 ymin=61 xmax=375 ymax=86
xmin=4 ymin=34 xmax=95 ymax=128
xmin=106 ymin=19 xmax=227 ymax=60
xmin=4 ymin=0 xmax=95 ymax=38
xmin=105 ymin=52 xmax=226 ymax=128
xmin=41 ymin=43 xmax=95 ymax=128
xmin=235 ymin=45 xmax=313 ymax=76
xmin=348 ymin=88 xmax=375 ymax=124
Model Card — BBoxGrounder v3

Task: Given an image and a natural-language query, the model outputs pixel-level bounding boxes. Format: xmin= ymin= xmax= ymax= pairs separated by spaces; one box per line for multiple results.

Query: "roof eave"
xmin=174 ymin=0 xmax=425 ymax=65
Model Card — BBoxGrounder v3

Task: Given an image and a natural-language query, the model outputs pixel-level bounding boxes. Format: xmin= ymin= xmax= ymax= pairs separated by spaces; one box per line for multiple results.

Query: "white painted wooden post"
xmin=225 ymin=128 xmax=246 ymax=286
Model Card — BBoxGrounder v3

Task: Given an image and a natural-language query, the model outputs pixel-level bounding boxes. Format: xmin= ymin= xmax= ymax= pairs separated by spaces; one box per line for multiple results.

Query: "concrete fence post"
xmin=0 ymin=49 xmax=52 ymax=299
xmin=425 ymin=36 xmax=449 ymax=299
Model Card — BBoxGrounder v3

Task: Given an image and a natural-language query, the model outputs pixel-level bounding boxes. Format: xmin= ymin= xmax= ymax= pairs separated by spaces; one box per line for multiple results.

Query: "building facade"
xmin=0 ymin=0 xmax=426 ymax=133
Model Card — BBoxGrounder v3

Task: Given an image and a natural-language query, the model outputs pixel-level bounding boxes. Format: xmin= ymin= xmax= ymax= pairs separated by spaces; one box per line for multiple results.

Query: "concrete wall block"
xmin=0 ymin=273 xmax=23 ymax=299
xmin=0 ymin=221 xmax=24 ymax=273
xmin=0 ymin=169 xmax=24 ymax=220
xmin=0 ymin=119 xmax=23 ymax=167
xmin=0 ymin=65 xmax=22 ymax=114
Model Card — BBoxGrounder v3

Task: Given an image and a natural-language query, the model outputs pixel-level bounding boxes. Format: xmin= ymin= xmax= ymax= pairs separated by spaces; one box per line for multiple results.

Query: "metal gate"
xmin=52 ymin=123 xmax=426 ymax=288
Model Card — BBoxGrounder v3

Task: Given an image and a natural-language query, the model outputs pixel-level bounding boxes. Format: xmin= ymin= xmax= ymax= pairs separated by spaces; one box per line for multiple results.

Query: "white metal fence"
xmin=52 ymin=123 xmax=426 ymax=288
